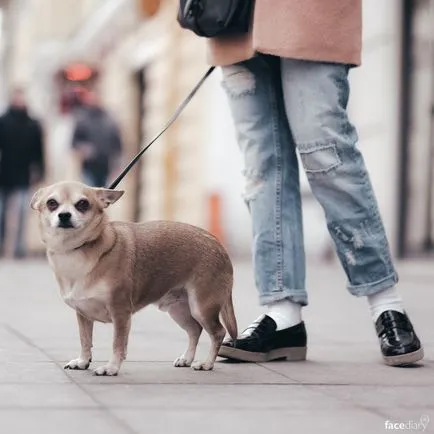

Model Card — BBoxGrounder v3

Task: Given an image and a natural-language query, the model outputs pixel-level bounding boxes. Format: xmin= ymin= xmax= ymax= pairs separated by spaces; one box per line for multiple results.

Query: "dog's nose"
xmin=58 ymin=212 xmax=72 ymax=223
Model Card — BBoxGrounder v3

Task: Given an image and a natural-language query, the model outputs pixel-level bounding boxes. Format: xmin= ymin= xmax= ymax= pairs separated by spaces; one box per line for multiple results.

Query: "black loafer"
xmin=218 ymin=314 xmax=307 ymax=362
xmin=376 ymin=310 xmax=424 ymax=366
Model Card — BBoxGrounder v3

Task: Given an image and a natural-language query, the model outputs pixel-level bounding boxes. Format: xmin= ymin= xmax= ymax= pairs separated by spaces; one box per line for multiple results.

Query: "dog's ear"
xmin=30 ymin=187 xmax=46 ymax=210
xmin=94 ymin=188 xmax=125 ymax=208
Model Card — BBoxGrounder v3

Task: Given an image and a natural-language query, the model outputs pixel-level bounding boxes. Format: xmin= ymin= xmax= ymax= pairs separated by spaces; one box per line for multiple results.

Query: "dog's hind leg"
xmin=168 ymin=300 xmax=203 ymax=368
xmin=186 ymin=272 xmax=234 ymax=371
xmin=189 ymin=302 xmax=226 ymax=371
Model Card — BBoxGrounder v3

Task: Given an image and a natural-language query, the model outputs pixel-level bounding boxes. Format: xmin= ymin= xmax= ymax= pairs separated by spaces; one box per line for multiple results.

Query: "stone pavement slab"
xmin=82 ymin=383 xmax=347 ymax=410
xmin=0 ymin=361 xmax=70 ymax=384
xmin=113 ymin=408 xmax=385 ymax=434
xmin=0 ymin=384 xmax=98 ymax=408
xmin=0 ymin=409 xmax=130 ymax=434
xmin=262 ymin=358 xmax=434 ymax=386
xmin=64 ymin=362 xmax=295 ymax=385
xmin=0 ymin=258 xmax=433 ymax=434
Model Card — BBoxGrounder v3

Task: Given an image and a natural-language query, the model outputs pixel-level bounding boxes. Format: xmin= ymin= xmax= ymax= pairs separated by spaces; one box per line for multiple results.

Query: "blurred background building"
xmin=0 ymin=0 xmax=433 ymax=261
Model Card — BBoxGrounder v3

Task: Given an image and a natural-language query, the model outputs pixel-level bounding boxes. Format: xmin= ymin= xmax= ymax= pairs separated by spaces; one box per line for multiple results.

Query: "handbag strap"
xmin=108 ymin=66 xmax=215 ymax=190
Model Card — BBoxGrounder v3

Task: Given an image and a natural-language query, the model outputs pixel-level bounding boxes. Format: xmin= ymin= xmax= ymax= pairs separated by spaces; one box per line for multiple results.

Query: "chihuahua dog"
xmin=30 ymin=181 xmax=237 ymax=376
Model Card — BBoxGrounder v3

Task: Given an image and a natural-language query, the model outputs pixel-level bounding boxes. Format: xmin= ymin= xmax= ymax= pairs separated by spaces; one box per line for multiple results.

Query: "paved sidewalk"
xmin=0 ymin=258 xmax=433 ymax=434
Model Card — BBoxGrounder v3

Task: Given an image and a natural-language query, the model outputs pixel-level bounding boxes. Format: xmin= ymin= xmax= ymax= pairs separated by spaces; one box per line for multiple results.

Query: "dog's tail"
xmin=220 ymin=295 xmax=238 ymax=340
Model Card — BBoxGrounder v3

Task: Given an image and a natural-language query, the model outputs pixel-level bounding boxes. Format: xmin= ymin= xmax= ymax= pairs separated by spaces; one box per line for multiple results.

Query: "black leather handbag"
xmin=177 ymin=0 xmax=254 ymax=38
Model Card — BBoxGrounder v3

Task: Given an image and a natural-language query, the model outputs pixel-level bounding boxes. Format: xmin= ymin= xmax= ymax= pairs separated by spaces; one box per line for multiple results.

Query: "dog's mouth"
xmin=57 ymin=221 xmax=75 ymax=229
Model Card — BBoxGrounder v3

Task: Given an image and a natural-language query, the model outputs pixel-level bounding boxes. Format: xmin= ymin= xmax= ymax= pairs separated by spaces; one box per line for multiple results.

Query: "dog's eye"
xmin=46 ymin=199 xmax=59 ymax=211
xmin=75 ymin=199 xmax=90 ymax=212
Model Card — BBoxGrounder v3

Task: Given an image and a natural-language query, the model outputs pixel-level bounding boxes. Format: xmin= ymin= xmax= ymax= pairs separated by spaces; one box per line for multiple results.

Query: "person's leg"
xmin=0 ymin=190 xmax=6 ymax=257
xmin=222 ymin=56 xmax=306 ymax=306
xmin=82 ymin=169 xmax=98 ymax=187
xmin=281 ymin=60 xmax=397 ymax=293
xmin=82 ymin=169 xmax=108 ymax=188
xmin=97 ymin=172 xmax=108 ymax=188
xmin=217 ymin=56 xmax=307 ymax=362
xmin=281 ymin=59 xmax=423 ymax=366
xmin=13 ymin=188 xmax=29 ymax=259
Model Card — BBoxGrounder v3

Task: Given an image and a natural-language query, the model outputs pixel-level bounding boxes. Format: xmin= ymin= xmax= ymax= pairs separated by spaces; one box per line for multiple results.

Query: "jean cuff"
xmin=258 ymin=288 xmax=308 ymax=307
xmin=347 ymin=272 xmax=399 ymax=297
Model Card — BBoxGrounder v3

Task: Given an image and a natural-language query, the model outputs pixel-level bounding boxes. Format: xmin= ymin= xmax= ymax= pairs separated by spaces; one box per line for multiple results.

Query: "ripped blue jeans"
xmin=221 ymin=55 xmax=398 ymax=306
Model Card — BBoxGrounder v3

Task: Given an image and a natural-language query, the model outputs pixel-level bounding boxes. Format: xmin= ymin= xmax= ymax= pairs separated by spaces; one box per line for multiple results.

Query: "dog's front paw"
xmin=64 ymin=358 xmax=91 ymax=370
xmin=191 ymin=361 xmax=214 ymax=371
xmin=93 ymin=364 xmax=119 ymax=376
xmin=173 ymin=356 xmax=192 ymax=368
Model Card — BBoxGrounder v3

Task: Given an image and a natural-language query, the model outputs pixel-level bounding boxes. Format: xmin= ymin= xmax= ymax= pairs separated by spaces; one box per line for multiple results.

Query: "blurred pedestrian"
xmin=48 ymin=92 xmax=76 ymax=182
xmin=200 ymin=0 xmax=423 ymax=366
xmin=0 ymin=88 xmax=45 ymax=258
xmin=71 ymin=90 xmax=122 ymax=187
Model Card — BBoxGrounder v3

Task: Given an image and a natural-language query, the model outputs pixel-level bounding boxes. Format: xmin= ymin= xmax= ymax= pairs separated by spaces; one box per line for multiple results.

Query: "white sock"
xmin=267 ymin=299 xmax=302 ymax=330
xmin=367 ymin=286 xmax=404 ymax=322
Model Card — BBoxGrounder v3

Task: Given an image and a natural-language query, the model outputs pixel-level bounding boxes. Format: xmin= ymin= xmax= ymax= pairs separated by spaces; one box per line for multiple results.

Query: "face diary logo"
xmin=384 ymin=415 xmax=430 ymax=431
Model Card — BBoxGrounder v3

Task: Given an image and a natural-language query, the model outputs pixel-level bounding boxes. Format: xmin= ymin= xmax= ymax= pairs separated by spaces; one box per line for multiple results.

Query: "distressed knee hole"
xmin=344 ymin=250 xmax=357 ymax=266
xmin=333 ymin=225 xmax=365 ymax=248
xmin=242 ymin=170 xmax=264 ymax=203
xmin=221 ymin=65 xmax=256 ymax=98
xmin=299 ymin=144 xmax=342 ymax=175
xmin=332 ymin=224 xmax=366 ymax=266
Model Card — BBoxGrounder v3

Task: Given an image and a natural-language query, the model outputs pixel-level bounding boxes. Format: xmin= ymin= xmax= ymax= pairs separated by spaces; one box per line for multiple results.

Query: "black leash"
xmin=108 ymin=66 xmax=215 ymax=190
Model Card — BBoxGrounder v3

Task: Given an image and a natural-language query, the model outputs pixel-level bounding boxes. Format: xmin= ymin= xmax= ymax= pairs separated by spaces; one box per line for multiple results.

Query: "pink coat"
xmin=207 ymin=0 xmax=362 ymax=67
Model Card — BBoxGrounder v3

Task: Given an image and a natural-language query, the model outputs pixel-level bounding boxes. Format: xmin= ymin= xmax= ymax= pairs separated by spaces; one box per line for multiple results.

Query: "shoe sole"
xmin=218 ymin=346 xmax=307 ymax=363
xmin=383 ymin=347 xmax=424 ymax=366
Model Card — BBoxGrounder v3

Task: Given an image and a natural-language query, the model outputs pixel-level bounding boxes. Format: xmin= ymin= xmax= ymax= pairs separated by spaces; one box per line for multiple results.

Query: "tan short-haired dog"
xmin=31 ymin=181 xmax=237 ymax=376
